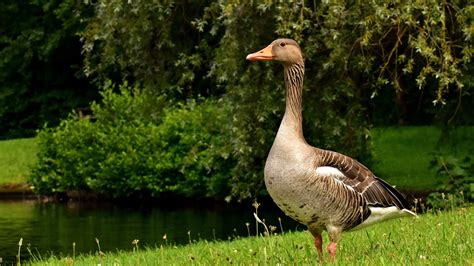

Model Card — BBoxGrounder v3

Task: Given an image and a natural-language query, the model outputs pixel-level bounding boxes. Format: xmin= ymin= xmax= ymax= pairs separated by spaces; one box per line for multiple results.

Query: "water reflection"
xmin=0 ymin=200 xmax=300 ymax=263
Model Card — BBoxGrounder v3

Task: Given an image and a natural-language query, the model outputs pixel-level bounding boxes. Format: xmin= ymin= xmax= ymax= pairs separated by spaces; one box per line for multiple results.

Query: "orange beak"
xmin=246 ymin=44 xmax=273 ymax=61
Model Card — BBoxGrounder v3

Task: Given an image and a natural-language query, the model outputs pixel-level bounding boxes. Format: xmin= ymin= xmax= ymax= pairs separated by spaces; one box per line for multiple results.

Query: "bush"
xmin=427 ymin=155 xmax=474 ymax=209
xmin=30 ymin=83 xmax=233 ymax=199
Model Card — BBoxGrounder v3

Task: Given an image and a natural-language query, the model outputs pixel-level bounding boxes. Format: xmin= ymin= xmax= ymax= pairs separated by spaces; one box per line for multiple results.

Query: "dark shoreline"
xmin=0 ymin=183 xmax=37 ymax=200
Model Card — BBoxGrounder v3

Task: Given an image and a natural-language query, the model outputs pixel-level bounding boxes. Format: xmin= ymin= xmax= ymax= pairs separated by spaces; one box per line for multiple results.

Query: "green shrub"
xmin=427 ymin=155 xmax=474 ymax=209
xmin=30 ymin=83 xmax=233 ymax=199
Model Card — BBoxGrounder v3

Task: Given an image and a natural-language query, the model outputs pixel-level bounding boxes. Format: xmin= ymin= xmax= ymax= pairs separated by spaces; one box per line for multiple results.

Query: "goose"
xmin=246 ymin=38 xmax=416 ymax=263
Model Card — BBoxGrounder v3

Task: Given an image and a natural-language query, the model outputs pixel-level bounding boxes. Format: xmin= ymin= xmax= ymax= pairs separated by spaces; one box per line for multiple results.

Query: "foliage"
xmin=30 ymin=207 xmax=474 ymax=265
xmin=5 ymin=0 xmax=471 ymax=199
xmin=194 ymin=2 xmax=372 ymax=199
xmin=81 ymin=0 xmax=222 ymax=100
xmin=10 ymin=126 xmax=471 ymax=191
xmin=0 ymin=0 xmax=97 ymax=139
xmin=427 ymin=155 xmax=474 ymax=209
xmin=78 ymin=0 xmax=473 ymax=199
xmin=30 ymin=82 xmax=233 ymax=198
xmin=345 ymin=0 xmax=472 ymax=104
xmin=310 ymin=0 xmax=473 ymax=125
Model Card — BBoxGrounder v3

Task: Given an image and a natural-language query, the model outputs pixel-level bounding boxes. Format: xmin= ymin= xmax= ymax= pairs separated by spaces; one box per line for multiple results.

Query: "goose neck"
xmin=281 ymin=62 xmax=305 ymax=139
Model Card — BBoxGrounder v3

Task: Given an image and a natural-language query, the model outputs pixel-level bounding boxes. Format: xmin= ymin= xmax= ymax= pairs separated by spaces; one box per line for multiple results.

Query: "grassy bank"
xmin=29 ymin=206 xmax=473 ymax=265
xmin=371 ymin=126 xmax=474 ymax=190
xmin=0 ymin=138 xmax=37 ymax=185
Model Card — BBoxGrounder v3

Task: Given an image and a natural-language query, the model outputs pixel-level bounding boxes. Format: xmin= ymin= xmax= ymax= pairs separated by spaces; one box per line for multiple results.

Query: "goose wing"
xmin=316 ymin=149 xmax=411 ymax=210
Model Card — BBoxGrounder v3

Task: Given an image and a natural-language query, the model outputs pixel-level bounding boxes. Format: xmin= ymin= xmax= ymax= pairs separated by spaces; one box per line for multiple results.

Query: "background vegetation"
xmin=1 ymin=1 xmax=472 ymax=201
xmin=3 ymin=126 xmax=470 ymax=192
xmin=0 ymin=0 xmax=97 ymax=139
xmin=31 ymin=82 xmax=233 ymax=198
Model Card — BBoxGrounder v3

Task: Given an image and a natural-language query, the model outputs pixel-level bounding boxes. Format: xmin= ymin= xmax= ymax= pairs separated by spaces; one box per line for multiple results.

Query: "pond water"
xmin=0 ymin=199 xmax=300 ymax=263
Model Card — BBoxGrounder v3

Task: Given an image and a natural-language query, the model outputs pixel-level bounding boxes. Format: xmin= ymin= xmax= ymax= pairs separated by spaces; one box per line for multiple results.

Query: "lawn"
xmin=371 ymin=126 xmax=474 ymax=190
xmin=29 ymin=205 xmax=473 ymax=265
xmin=0 ymin=138 xmax=37 ymax=185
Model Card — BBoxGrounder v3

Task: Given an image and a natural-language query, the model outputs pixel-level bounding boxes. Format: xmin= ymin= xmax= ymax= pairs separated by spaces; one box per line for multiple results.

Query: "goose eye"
xmin=279 ymin=42 xmax=286 ymax=47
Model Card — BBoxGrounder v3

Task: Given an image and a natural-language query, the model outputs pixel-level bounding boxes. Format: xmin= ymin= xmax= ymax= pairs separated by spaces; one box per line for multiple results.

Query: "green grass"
xmin=0 ymin=138 xmax=37 ymax=185
xmin=371 ymin=126 xmax=474 ymax=190
xmin=29 ymin=206 xmax=474 ymax=265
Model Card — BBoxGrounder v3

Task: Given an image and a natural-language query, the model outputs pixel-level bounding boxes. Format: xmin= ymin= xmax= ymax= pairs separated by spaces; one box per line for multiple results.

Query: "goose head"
xmin=246 ymin=38 xmax=303 ymax=65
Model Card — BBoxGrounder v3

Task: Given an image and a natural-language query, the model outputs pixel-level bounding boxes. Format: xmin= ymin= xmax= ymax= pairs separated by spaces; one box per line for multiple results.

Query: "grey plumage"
xmin=247 ymin=38 xmax=416 ymax=262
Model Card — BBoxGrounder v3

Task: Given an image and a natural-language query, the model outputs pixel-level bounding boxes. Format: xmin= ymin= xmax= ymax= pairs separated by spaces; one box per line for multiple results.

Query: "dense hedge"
xmin=30 ymin=83 xmax=234 ymax=199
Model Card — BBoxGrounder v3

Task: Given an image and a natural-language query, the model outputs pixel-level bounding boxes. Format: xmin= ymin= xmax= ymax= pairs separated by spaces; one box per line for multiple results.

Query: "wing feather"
xmin=316 ymin=149 xmax=411 ymax=210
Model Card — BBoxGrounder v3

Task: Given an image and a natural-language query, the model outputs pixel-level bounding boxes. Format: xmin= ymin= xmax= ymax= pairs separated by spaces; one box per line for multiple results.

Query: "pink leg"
xmin=326 ymin=226 xmax=341 ymax=263
xmin=327 ymin=242 xmax=337 ymax=262
xmin=314 ymin=234 xmax=323 ymax=263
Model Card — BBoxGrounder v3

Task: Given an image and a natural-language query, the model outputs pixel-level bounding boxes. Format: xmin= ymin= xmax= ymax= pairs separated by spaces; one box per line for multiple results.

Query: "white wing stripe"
xmin=315 ymin=166 xmax=344 ymax=177
xmin=315 ymin=166 xmax=356 ymax=192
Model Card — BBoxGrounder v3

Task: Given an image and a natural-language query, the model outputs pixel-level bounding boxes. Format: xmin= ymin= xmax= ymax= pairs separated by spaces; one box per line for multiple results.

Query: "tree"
xmin=81 ymin=0 xmax=222 ymax=100
xmin=80 ymin=1 xmax=372 ymax=199
xmin=310 ymin=0 xmax=473 ymax=126
xmin=0 ymin=0 xmax=97 ymax=139
xmin=31 ymin=0 xmax=472 ymax=200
